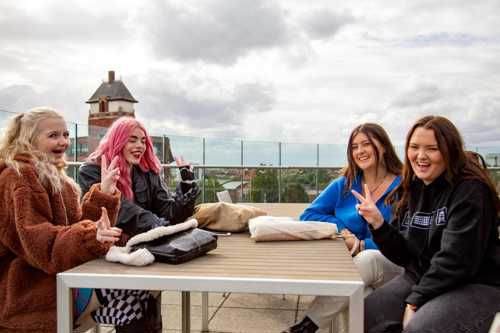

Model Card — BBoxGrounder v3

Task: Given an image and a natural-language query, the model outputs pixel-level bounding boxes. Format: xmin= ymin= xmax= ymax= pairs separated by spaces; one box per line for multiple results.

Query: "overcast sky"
xmin=1 ymin=0 xmax=500 ymax=147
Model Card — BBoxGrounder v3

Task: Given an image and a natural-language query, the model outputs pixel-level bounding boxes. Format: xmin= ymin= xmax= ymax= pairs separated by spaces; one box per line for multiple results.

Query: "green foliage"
xmin=250 ymin=169 xmax=279 ymax=203
xmin=203 ymin=176 xmax=225 ymax=203
xmin=282 ymin=183 xmax=308 ymax=203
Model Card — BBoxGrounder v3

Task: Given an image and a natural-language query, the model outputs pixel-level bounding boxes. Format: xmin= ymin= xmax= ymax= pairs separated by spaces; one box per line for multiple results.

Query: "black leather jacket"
xmin=78 ymin=162 xmax=200 ymax=237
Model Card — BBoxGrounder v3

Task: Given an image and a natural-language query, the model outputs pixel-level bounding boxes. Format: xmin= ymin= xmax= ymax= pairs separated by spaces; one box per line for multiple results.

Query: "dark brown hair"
xmin=398 ymin=115 xmax=500 ymax=213
xmin=342 ymin=123 xmax=402 ymax=202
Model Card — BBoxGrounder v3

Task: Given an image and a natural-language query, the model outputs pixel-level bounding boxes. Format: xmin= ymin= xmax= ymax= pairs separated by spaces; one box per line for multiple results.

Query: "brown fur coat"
xmin=0 ymin=156 xmax=120 ymax=332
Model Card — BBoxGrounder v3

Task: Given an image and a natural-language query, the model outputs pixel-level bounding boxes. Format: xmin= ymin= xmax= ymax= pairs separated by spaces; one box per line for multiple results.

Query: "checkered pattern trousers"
xmin=92 ymin=289 xmax=151 ymax=326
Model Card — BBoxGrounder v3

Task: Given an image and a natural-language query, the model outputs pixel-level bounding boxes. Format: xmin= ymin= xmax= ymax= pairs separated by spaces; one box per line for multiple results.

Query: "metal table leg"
xmin=181 ymin=291 xmax=191 ymax=333
xmin=56 ymin=275 xmax=72 ymax=333
xmin=348 ymin=286 xmax=364 ymax=333
xmin=201 ymin=292 xmax=209 ymax=332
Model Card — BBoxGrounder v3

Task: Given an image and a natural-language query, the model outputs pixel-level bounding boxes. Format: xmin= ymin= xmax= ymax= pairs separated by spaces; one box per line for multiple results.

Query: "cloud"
xmin=128 ymin=71 xmax=276 ymax=138
xmin=142 ymin=0 xmax=290 ymax=65
xmin=301 ymin=9 xmax=355 ymax=40
xmin=0 ymin=2 xmax=129 ymax=43
xmin=391 ymin=82 xmax=442 ymax=108
xmin=398 ymin=33 xmax=500 ymax=47
xmin=0 ymin=84 xmax=89 ymax=125
xmin=0 ymin=85 xmax=41 ymax=112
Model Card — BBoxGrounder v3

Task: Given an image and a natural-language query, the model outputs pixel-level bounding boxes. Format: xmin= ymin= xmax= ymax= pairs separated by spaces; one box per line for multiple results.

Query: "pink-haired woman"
xmin=78 ymin=117 xmax=200 ymax=333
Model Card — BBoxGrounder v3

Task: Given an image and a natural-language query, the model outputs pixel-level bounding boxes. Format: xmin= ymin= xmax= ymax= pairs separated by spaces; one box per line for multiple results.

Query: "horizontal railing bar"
xmin=65 ymin=161 xmax=343 ymax=169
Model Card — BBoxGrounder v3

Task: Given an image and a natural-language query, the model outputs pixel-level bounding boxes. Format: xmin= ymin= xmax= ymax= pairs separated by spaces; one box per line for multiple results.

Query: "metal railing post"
xmin=278 ymin=142 xmax=282 ymax=203
xmin=316 ymin=143 xmax=320 ymax=196
xmin=241 ymin=140 xmax=244 ymax=203
xmin=202 ymin=137 xmax=206 ymax=203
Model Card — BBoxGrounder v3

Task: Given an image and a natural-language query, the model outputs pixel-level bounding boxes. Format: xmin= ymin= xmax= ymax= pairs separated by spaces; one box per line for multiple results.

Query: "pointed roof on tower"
xmin=86 ymin=71 xmax=138 ymax=103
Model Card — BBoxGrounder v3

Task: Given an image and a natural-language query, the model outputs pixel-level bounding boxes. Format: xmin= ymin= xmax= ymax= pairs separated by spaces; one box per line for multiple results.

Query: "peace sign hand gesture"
xmin=96 ymin=207 xmax=122 ymax=244
xmin=100 ymin=155 xmax=120 ymax=195
xmin=351 ymin=184 xmax=385 ymax=229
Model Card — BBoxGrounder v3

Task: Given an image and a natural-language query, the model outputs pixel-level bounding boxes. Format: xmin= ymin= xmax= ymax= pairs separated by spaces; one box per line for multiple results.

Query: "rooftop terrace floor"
xmin=89 ymin=291 xmax=346 ymax=333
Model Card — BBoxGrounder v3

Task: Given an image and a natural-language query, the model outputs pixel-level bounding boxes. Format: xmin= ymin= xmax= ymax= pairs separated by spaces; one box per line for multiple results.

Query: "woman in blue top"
xmin=284 ymin=123 xmax=403 ymax=333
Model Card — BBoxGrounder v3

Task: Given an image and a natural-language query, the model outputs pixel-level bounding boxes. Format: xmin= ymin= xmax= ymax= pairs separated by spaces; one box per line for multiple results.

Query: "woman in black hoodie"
xmin=353 ymin=115 xmax=500 ymax=333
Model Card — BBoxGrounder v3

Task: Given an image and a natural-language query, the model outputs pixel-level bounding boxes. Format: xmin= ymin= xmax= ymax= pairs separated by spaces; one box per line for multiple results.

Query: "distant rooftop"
xmin=223 ymin=181 xmax=248 ymax=190
xmin=86 ymin=71 xmax=138 ymax=103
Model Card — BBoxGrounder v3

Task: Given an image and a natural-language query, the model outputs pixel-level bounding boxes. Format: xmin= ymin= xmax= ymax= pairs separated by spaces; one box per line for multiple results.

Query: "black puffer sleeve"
xmin=78 ymin=163 xmax=169 ymax=236
xmin=151 ymin=166 xmax=200 ymax=224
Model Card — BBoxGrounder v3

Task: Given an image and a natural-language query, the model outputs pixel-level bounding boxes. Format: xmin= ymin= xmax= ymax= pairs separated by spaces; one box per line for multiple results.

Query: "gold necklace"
xmin=365 ymin=173 xmax=388 ymax=195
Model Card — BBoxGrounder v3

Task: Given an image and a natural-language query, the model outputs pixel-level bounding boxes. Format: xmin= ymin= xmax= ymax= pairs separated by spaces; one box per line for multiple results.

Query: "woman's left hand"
xmin=101 ymin=155 xmax=120 ymax=195
xmin=402 ymin=304 xmax=416 ymax=329
xmin=341 ymin=229 xmax=357 ymax=251
xmin=352 ymin=184 xmax=385 ymax=229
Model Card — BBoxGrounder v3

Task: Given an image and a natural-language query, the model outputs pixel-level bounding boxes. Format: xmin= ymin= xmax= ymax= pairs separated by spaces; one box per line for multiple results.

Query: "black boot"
xmin=282 ymin=316 xmax=318 ymax=333
xmin=115 ymin=295 xmax=163 ymax=333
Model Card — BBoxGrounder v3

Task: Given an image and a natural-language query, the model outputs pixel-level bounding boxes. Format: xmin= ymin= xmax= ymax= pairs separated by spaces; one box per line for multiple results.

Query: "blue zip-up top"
xmin=300 ymin=174 xmax=401 ymax=249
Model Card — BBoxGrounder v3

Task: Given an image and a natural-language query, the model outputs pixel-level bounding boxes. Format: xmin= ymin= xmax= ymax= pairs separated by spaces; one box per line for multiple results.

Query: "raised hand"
xmin=100 ymin=155 xmax=120 ymax=195
xmin=96 ymin=207 xmax=122 ymax=244
xmin=175 ymin=155 xmax=191 ymax=168
xmin=351 ymin=184 xmax=384 ymax=229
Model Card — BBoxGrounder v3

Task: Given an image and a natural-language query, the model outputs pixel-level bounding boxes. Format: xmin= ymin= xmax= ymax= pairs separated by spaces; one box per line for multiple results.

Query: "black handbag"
xmin=131 ymin=227 xmax=218 ymax=264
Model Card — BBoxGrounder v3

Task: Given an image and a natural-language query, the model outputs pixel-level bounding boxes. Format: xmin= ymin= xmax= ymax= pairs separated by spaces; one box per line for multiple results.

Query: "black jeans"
xmin=365 ymin=274 xmax=500 ymax=333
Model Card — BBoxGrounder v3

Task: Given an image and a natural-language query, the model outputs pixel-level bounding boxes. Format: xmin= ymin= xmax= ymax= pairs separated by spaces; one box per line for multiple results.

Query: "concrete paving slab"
xmin=208 ymin=307 xmax=297 ymax=333
xmin=163 ymin=304 xmax=218 ymax=331
xmin=223 ymin=293 xmax=298 ymax=310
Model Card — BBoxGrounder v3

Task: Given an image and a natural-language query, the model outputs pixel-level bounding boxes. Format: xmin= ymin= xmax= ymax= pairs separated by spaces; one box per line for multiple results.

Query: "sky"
xmin=1 ymin=0 xmax=500 ymax=148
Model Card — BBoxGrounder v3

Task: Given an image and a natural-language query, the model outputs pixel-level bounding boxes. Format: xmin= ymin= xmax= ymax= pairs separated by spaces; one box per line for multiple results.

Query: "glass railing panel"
xmin=204 ymin=138 xmax=241 ymax=166
xmin=65 ymin=121 xmax=77 ymax=162
xmin=281 ymin=142 xmax=317 ymax=167
xmin=242 ymin=140 xmax=279 ymax=166
xmin=201 ymin=167 xmax=243 ymax=203
xmin=66 ymin=164 xmax=79 ymax=182
xmin=318 ymin=144 xmax=346 ymax=167
xmin=468 ymin=146 xmax=500 ymax=167
xmin=0 ymin=109 xmax=15 ymax=132
xmin=167 ymin=135 xmax=203 ymax=166
xmin=318 ymin=168 xmax=343 ymax=191
xmin=241 ymin=168 xmax=280 ymax=203
xmin=281 ymin=168 xmax=315 ymax=203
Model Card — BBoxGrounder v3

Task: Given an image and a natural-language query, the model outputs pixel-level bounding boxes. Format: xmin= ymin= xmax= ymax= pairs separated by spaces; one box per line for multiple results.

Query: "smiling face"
xmin=351 ymin=132 xmax=385 ymax=172
xmin=123 ymin=127 xmax=147 ymax=167
xmin=407 ymin=127 xmax=446 ymax=185
xmin=32 ymin=117 xmax=69 ymax=165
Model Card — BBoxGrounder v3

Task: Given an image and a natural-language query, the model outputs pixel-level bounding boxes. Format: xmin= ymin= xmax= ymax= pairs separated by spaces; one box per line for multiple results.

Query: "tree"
xmin=203 ymin=176 xmax=224 ymax=203
xmin=250 ymin=169 xmax=279 ymax=203
xmin=282 ymin=183 xmax=308 ymax=203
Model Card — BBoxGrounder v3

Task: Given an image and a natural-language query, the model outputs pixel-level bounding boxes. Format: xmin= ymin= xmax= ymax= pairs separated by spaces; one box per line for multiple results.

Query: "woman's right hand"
xmin=352 ymin=184 xmax=385 ymax=229
xmin=100 ymin=155 xmax=120 ymax=195
xmin=96 ymin=207 xmax=122 ymax=244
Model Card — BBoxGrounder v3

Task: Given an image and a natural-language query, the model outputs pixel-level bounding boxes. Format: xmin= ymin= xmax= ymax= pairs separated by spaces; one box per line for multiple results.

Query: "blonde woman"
xmin=0 ymin=107 xmax=121 ymax=333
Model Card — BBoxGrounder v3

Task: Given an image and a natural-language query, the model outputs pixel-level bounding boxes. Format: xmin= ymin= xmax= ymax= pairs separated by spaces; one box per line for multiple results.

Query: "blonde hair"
xmin=0 ymin=106 xmax=76 ymax=192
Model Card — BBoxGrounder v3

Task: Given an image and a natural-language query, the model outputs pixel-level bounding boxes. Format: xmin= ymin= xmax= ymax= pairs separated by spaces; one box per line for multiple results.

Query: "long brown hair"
xmin=342 ymin=123 xmax=402 ymax=201
xmin=398 ymin=115 xmax=500 ymax=214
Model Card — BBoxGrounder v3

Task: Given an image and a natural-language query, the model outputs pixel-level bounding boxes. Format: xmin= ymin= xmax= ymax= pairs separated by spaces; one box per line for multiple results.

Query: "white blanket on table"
xmin=248 ymin=216 xmax=337 ymax=242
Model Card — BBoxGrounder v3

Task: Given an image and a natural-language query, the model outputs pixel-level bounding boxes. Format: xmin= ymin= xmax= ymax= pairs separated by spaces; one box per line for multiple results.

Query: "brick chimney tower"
xmin=86 ymin=70 xmax=138 ymax=145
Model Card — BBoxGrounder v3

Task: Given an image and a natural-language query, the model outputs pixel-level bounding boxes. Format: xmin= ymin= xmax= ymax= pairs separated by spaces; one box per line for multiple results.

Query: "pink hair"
xmin=88 ymin=117 xmax=161 ymax=200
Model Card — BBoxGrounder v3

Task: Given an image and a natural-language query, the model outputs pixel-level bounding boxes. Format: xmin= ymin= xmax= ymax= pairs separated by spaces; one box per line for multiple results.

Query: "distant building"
xmin=70 ymin=70 xmax=173 ymax=164
xmin=87 ymin=70 xmax=137 ymax=131
xmin=222 ymin=180 xmax=249 ymax=202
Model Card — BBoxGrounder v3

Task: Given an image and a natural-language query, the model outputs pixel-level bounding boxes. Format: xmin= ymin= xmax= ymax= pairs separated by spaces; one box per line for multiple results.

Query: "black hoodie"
xmin=371 ymin=174 xmax=500 ymax=308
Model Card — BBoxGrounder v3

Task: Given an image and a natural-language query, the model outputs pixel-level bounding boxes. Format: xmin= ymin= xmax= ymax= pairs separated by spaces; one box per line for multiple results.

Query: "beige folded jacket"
xmin=192 ymin=202 xmax=267 ymax=232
